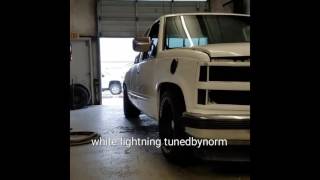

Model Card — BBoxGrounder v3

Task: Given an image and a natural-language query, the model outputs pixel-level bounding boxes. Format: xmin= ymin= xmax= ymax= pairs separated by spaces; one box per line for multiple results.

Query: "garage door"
xmin=97 ymin=0 xmax=209 ymax=37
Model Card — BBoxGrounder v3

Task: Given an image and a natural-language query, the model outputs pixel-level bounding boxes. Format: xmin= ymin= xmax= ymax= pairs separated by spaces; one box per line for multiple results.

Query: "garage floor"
xmin=70 ymin=98 xmax=250 ymax=180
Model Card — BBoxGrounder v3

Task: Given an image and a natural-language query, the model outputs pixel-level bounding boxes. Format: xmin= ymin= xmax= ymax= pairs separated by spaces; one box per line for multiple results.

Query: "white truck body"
xmin=124 ymin=13 xmax=250 ymax=146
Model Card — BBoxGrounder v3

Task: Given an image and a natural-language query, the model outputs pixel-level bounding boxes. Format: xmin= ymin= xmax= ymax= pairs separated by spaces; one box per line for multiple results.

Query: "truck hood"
xmin=189 ymin=43 xmax=250 ymax=58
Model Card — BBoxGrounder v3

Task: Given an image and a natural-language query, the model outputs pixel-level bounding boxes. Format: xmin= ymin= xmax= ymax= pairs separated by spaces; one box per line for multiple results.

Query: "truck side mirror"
xmin=133 ymin=37 xmax=151 ymax=52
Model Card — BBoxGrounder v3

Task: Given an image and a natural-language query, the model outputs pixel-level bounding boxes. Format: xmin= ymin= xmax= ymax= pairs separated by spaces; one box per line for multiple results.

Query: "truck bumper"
xmin=182 ymin=112 xmax=250 ymax=162
xmin=182 ymin=112 xmax=250 ymax=145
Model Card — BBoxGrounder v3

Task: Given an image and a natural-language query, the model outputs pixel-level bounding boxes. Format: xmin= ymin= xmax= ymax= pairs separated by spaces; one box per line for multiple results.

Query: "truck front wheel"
xmin=159 ymin=91 xmax=192 ymax=163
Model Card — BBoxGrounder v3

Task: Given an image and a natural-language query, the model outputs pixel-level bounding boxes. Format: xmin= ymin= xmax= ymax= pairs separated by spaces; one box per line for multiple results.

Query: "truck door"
xmin=134 ymin=21 xmax=160 ymax=117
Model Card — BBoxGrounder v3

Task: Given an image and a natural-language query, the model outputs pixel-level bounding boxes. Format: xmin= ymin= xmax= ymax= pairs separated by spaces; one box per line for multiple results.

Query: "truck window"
xmin=142 ymin=21 xmax=159 ymax=61
xmin=165 ymin=15 xmax=250 ymax=49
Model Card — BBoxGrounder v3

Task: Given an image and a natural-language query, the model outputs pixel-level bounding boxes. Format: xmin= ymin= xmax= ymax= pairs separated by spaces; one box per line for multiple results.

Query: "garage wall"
xmin=70 ymin=0 xmax=97 ymax=36
xmin=70 ymin=0 xmax=101 ymax=105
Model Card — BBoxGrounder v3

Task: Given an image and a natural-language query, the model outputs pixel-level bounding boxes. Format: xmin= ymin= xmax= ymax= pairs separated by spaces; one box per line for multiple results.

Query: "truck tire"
xmin=70 ymin=84 xmax=90 ymax=110
xmin=123 ymin=85 xmax=140 ymax=118
xmin=109 ymin=81 xmax=122 ymax=95
xmin=159 ymin=91 xmax=192 ymax=163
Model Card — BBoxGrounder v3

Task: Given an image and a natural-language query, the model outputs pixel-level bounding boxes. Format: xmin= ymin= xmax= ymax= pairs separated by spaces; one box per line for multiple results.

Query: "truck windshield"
xmin=165 ymin=15 xmax=250 ymax=49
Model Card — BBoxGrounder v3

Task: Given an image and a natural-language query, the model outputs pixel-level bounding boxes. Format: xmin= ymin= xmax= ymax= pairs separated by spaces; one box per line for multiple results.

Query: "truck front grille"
xmin=199 ymin=66 xmax=207 ymax=82
xmin=208 ymin=90 xmax=249 ymax=105
xmin=209 ymin=66 xmax=250 ymax=82
xmin=198 ymin=89 xmax=207 ymax=105
xmin=197 ymin=89 xmax=250 ymax=105
xmin=197 ymin=61 xmax=250 ymax=105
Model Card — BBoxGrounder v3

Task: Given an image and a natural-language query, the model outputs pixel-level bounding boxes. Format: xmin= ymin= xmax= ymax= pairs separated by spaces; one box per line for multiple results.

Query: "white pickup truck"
xmin=101 ymin=71 xmax=124 ymax=95
xmin=123 ymin=13 xmax=250 ymax=162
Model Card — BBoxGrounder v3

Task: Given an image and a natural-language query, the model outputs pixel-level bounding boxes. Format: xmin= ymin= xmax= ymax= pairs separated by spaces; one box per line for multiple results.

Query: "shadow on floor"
xmin=124 ymin=116 xmax=250 ymax=176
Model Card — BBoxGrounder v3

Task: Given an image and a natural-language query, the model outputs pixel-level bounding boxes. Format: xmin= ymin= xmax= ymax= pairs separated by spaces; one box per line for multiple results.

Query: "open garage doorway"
xmin=99 ymin=38 xmax=139 ymax=106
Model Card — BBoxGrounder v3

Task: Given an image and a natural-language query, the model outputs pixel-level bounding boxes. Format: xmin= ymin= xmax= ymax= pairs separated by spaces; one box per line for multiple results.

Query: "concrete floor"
xmin=70 ymin=98 xmax=250 ymax=180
